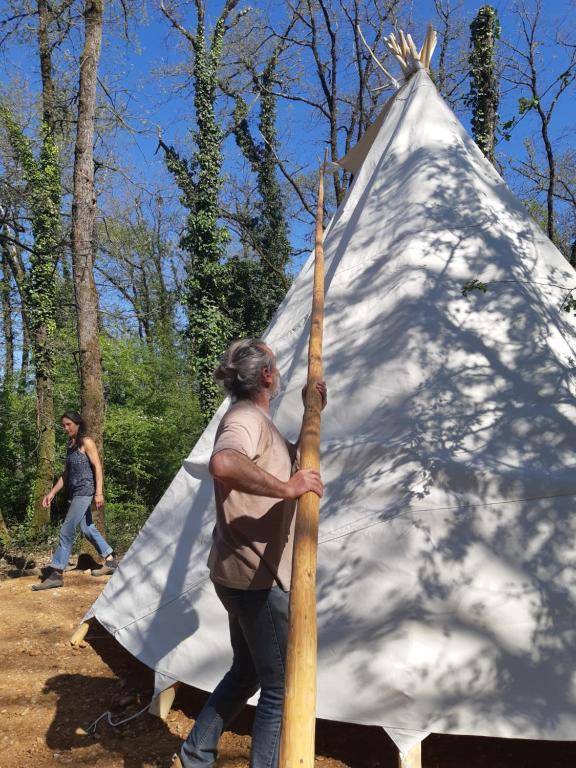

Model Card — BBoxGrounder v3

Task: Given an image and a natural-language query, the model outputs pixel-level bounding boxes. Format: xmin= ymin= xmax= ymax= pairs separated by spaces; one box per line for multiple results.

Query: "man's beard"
xmin=270 ymin=373 xmax=281 ymax=400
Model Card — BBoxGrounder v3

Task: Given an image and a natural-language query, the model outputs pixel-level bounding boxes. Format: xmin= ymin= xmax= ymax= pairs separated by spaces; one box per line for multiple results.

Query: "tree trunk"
xmin=538 ymin=108 xmax=556 ymax=243
xmin=1 ymin=228 xmax=30 ymax=392
xmin=1 ymin=248 xmax=14 ymax=380
xmin=30 ymin=324 xmax=55 ymax=530
xmin=71 ymin=0 xmax=106 ymax=535
xmin=0 ymin=507 xmax=9 ymax=550
xmin=19 ymin=312 xmax=30 ymax=393
xmin=468 ymin=6 xmax=500 ymax=167
xmin=37 ymin=0 xmax=56 ymax=132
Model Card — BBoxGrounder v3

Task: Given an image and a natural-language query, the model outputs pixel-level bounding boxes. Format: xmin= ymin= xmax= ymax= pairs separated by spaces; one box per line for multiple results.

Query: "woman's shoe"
xmin=31 ymin=570 xmax=63 ymax=591
xmin=91 ymin=557 xmax=118 ymax=577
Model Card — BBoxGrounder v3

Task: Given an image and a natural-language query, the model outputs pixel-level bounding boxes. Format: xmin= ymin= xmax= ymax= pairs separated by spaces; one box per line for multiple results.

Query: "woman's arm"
xmin=83 ymin=438 xmax=105 ymax=509
xmin=42 ymin=475 xmax=65 ymax=508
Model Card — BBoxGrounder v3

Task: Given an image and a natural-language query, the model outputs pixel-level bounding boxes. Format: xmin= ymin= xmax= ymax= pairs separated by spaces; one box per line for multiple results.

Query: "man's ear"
xmin=261 ymin=366 xmax=273 ymax=387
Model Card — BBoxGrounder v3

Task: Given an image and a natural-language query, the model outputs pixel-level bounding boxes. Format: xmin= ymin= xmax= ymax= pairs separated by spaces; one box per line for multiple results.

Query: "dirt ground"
xmin=0 ymin=562 xmax=363 ymax=768
xmin=3 ymin=561 xmax=576 ymax=768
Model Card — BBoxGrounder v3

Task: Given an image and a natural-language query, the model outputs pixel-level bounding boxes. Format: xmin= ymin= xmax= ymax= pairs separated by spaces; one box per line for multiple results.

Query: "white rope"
xmin=81 ymin=701 xmax=151 ymax=737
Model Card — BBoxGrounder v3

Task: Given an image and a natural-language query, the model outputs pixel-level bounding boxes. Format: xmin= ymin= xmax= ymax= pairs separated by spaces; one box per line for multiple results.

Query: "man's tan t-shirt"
xmin=207 ymin=400 xmax=297 ymax=591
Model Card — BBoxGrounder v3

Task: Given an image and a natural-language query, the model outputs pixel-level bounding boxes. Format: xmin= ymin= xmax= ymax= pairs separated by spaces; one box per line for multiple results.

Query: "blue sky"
xmin=103 ymin=1 xmax=574 ymax=254
xmin=1 ymin=0 xmax=574 ymax=267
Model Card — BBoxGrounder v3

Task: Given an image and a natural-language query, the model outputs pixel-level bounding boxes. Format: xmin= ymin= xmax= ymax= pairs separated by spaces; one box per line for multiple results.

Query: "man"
xmin=174 ymin=338 xmax=326 ymax=768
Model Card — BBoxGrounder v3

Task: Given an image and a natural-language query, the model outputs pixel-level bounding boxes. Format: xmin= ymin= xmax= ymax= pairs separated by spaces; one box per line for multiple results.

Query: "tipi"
xmin=83 ymin=26 xmax=576 ymax=762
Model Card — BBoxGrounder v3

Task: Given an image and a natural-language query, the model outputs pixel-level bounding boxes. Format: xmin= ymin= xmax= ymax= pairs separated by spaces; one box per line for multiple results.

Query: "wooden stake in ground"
xmin=279 ymin=156 xmax=326 ymax=768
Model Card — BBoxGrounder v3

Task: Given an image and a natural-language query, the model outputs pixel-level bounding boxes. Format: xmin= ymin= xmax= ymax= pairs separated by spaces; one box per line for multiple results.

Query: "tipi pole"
xmin=149 ymin=682 xmax=180 ymax=720
xmin=399 ymin=743 xmax=422 ymax=768
xmin=278 ymin=155 xmax=327 ymax=768
xmin=70 ymin=621 xmax=90 ymax=647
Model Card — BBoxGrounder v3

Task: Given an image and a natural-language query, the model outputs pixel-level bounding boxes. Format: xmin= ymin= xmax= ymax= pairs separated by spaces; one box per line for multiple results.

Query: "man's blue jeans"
xmin=180 ymin=582 xmax=289 ymax=768
xmin=50 ymin=495 xmax=113 ymax=570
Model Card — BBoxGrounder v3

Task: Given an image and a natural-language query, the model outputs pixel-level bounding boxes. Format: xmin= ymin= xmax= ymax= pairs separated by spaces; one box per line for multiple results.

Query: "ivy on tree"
xmin=159 ymin=5 xmax=238 ymax=419
xmin=0 ymin=107 xmax=60 ymax=531
xmin=231 ymin=53 xmax=292 ymax=335
xmin=467 ymin=6 xmax=500 ymax=166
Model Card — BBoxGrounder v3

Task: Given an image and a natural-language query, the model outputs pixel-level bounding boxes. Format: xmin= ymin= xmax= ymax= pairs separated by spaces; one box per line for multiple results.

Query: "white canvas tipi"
xmin=85 ymin=52 xmax=576 ymax=755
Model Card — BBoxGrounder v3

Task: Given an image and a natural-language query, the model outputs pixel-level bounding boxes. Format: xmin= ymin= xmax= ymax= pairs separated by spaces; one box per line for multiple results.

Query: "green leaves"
xmin=101 ymin=335 xmax=203 ymax=508
xmin=518 ymin=96 xmax=539 ymax=115
xmin=161 ymin=15 xmax=237 ymax=420
xmin=0 ymin=108 xmax=61 ymax=379
xmin=562 ymin=292 xmax=576 ymax=315
xmin=467 ymin=6 xmax=501 ymax=165
xmin=462 ymin=278 xmax=488 ymax=296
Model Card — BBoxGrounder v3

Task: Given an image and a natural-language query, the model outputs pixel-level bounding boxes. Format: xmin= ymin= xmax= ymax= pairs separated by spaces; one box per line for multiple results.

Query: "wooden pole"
xmin=149 ymin=682 xmax=180 ymax=720
xmin=70 ymin=621 xmax=90 ymax=647
xmin=398 ymin=743 xmax=422 ymax=768
xmin=279 ymin=155 xmax=327 ymax=768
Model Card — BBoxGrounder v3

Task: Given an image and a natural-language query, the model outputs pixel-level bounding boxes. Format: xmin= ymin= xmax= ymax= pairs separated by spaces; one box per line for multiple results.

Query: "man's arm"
xmin=210 ymin=449 xmax=323 ymax=499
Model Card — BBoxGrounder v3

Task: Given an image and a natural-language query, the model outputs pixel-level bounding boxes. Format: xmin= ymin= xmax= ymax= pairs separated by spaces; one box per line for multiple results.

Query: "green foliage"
xmin=232 ymin=55 xmax=292 ymax=331
xmin=0 ymin=108 xmax=61 ymax=380
xmin=562 ymin=291 xmax=576 ymax=315
xmin=462 ymin=278 xmax=488 ymax=296
xmin=0 ymin=381 xmax=37 ymax=524
xmin=519 ymin=96 xmax=539 ymax=115
xmin=101 ymin=335 xmax=203 ymax=512
xmin=502 ymin=98 xmax=540 ymax=140
xmin=162 ymin=15 xmax=233 ymax=420
xmin=103 ymin=501 xmax=150 ymax=554
xmin=1 ymin=332 xmax=203 ymax=552
xmin=467 ymin=6 xmax=501 ymax=164
xmin=161 ymin=15 xmax=292 ymax=421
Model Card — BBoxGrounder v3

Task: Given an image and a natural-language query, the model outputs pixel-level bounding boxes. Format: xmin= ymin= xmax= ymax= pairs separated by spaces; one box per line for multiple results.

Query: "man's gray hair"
xmin=214 ymin=338 xmax=274 ymax=399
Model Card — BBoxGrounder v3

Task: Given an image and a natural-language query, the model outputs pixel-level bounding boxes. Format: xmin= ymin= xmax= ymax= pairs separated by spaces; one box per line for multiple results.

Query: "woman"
xmin=32 ymin=411 xmax=118 ymax=591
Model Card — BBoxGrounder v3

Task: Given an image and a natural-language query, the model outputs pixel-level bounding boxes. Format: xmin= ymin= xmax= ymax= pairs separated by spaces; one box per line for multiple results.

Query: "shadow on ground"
xmin=79 ymin=621 xmax=576 ymax=767
xmin=43 ymin=672 xmax=181 ymax=768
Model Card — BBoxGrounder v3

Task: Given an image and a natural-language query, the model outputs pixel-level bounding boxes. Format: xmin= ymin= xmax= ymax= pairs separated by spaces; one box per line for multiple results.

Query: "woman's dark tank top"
xmin=66 ymin=443 xmax=95 ymax=497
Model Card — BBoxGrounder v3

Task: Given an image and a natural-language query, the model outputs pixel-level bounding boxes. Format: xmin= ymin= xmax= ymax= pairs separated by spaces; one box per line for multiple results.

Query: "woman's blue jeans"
xmin=50 ymin=495 xmax=113 ymax=570
xmin=180 ymin=582 xmax=289 ymax=768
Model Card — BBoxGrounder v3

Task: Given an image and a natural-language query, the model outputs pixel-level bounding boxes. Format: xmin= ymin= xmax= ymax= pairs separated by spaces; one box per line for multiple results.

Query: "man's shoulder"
xmin=222 ymin=400 xmax=263 ymax=421
xmin=216 ymin=401 xmax=269 ymax=435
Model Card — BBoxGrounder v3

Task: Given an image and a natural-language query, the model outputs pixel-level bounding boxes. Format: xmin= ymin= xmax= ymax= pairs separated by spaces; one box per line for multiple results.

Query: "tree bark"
xmin=1 ymin=216 xmax=30 ymax=391
xmin=71 ymin=0 xmax=106 ymax=534
xmin=19 ymin=318 xmax=30 ymax=392
xmin=1 ymin=247 xmax=14 ymax=380
xmin=31 ymin=323 xmax=55 ymax=530
xmin=0 ymin=507 xmax=10 ymax=550
xmin=37 ymin=0 xmax=56 ymax=132
xmin=537 ymin=105 xmax=556 ymax=242
xmin=30 ymin=0 xmax=63 ymax=530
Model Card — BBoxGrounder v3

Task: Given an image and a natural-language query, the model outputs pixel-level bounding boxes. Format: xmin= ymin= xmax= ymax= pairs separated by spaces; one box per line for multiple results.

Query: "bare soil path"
xmin=3 ymin=565 xmax=576 ymax=768
xmin=0 ymin=568 xmax=353 ymax=768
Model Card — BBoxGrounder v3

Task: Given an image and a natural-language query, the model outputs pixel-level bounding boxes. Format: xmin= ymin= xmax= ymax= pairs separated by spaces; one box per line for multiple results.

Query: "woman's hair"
xmin=60 ymin=411 xmax=88 ymax=447
xmin=214 ymin=338 xmax=274 ymax=400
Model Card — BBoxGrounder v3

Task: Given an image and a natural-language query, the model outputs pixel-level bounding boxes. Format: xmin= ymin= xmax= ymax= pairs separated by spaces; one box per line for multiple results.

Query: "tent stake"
xmin=279 ymin=153 xmax=327 ymax=768
xmin=149 ymin=682 xmax=180 ymax=720
xmin=70 ymin=621 xmax=90 ymax=647
xmin=399 ymin=743 xmax=422 ymax=768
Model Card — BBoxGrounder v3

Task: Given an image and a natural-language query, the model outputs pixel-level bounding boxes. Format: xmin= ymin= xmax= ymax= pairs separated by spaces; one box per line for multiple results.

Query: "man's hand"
xmin=285 ymin=469 xmax=323 ymax=499
xmin=94 ymin=493 xmax=105 ymax=510
xmin=301 ymin=380 xmax=327 ymax=410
